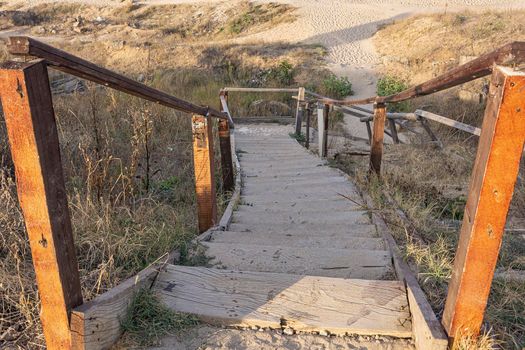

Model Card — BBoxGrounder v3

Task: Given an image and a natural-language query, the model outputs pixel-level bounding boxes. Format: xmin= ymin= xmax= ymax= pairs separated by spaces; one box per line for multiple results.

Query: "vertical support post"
xmin=365 ymin=120 xmax=372 ymax=144
xmin=0 ymin=60 xmax=83 ymax=349
xmin=442 ymin=66 xmax=525 ymax=343
xmin=369 ymin=102 xmax=386 ymax=175
xmin=317 ymin=102 xmax=325 ymax=158
xmin=389 ymin=118 xmax=400 ymax=144
xmin=218 ymin=119 xmax=234 ymax=193
xmin=305 ymin=104 xmax=311 ymax=149
xmin=295 ymin=87 xmax=305 ymax=136
xmin=323 ymin=103 xmax=329 ymax=157
xmin=192 ymin=115 xmax=217 ymax=233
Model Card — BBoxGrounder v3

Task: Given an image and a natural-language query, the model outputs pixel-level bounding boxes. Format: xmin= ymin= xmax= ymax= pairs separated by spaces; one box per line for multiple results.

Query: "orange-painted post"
xmin=442 ymin=66 xmax=525 ymax=342
xmin=369 ymin=102 xmax=386 ymax=175
xmin=0 ymin=60 xmax=83 ymax=349
xmin=192 ymin=115 xmax=217 ymax=233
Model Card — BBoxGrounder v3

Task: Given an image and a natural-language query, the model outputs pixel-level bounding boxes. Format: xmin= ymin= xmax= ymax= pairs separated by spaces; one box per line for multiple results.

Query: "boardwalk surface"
xmin=153 ymin=123 xmax=414 ymax=348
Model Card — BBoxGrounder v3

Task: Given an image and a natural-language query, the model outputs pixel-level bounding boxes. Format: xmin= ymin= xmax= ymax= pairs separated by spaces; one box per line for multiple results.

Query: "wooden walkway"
xmin=153 ymin=123 xmax=413 ymax=340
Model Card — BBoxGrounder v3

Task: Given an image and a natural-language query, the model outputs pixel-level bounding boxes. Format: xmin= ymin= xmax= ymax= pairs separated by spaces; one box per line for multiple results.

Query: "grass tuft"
xmin=121 ymin=288 xmax=199 ymax=346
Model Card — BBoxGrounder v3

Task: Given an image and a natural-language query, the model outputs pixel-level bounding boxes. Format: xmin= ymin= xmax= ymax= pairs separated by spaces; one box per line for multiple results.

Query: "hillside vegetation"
xmin=332 ymin=10 xmax=525 ymax=349
xmin=0 ymin=2 xmax=337 ymax=348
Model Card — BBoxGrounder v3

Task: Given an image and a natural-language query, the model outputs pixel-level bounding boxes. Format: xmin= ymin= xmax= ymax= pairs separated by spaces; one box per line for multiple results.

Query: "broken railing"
xmin=301 ymin=42 xmax=525 ymax=346
xmin=0 ymin=36 xmax=235 ymax=349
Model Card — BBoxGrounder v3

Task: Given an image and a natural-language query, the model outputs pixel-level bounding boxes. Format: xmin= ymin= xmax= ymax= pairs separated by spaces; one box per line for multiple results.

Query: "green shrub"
xmin=267 ymin=60 xmax=295 ymax=86
xmin=322 ymin=75 xmax=353 ymax=99
xmin=377 ymin=75 xmax=409 ymax=112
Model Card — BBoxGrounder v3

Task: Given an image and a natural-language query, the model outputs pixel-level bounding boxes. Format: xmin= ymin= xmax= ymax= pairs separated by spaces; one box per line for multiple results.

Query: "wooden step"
xmin=153 ymin=265 xmax=412 ymax=337
xmin=209 ymin=230 xmax=386 ymax=250
xmin=227 ymin=223 xmax=379 ymax=237
xmin=231 ymin=210 xmax=370 ymax=225
xmin=202 ymin=242 xmax=392 ymax=279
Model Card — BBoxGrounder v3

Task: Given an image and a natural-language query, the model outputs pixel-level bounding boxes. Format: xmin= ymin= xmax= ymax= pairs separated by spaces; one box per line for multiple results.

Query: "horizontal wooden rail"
xmin=7 ymin=36 xmax=226 ymax=119
xmin=415 ymin=110 xmax=481 ymax=136
xmin=222 ymin=87 xmax=299 ymax=93
xmin=305 ymin=42 xmax=525 ymax=106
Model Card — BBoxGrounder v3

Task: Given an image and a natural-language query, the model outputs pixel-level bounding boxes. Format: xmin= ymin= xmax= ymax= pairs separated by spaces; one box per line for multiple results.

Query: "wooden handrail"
xmin=306 ymin=41 xmax=525 ymax=106
xmin=222 ymin=87 xmax=299 ymax=93
xmin=7 ymin=36 xmax=227 ymax=119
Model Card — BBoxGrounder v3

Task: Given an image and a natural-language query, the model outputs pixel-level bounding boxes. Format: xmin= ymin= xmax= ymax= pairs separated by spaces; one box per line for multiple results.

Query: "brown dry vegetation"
xmin=0 ymin=2 xmax=335 ymax=349
xmin=331 ymin=10 xmax=525 ymax=350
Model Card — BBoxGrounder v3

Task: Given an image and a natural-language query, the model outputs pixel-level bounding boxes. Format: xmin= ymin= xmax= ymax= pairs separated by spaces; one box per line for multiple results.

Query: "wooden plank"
xmin=70 ymin=257 xmax=174 ymax=350
xmin=370 ymin=103 xmax=386 ymax=175
xmin=416 ymin=110 xmax=481 ymax=136
xmin=192 ymin=115 xmax=217 ymax=233
xmin=223 ymin=87 xmax=299 ymax=93
xmin=317 ymin=102 xmax=326 ymax=158
xmin=319 ymin=41 xmax=525 ymax=106
xmin=323 ymin=104 xmax=329 ymax=157
xmin=7 ymin=36 xmax=225 ymax=119
xmin=305 ymin=104 xmax=311 ymax=148
xmin=294 ymin=87 xmax=305 ymax=135
xmin=218 ymin=119 xmax=234 ymax=193
xmin=389 ymin=119 xmax=400 ymax=144
xmin=201 ymin=242 xmax=391 ymax=279
xmin=219 ymin=92 xmax=235 ymax=127
xmin=442 ymin=66 xmax=525 ymax=341
xmin=0 ymin=60 xmax=83 ymax=349
xmin=154 ymin=265 xmax=412 ymax=337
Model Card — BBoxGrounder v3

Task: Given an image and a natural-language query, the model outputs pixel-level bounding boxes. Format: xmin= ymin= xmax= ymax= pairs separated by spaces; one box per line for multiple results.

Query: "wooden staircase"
xmin=153 ymin=123 xmax=413 ymax=340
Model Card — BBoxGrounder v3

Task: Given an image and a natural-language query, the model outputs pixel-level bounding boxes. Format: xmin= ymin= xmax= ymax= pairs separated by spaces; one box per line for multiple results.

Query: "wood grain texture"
xmin=7 ymin=37 xmax=225 ymax=119
xmin=442 ymin=66 xmax=525 ymax=340
xmin=70 ymin=263 xmax=162 ymax=350
xmin=416 ymin=110 xmax=481 ymax=136
xmin=370 ymin=103 xmax=386 ymax=175
xmin=218 ymin=119 xmax=234 ymax=192
xmin=154 ymin=265 xmax=412 ymax=337
xmin=202 ymin=242 xmax=391 ymax=279
xmin=192 ymin=115 xmax=217 ymax=233
xmin=0 ymin=60 xmax=82 ymax=350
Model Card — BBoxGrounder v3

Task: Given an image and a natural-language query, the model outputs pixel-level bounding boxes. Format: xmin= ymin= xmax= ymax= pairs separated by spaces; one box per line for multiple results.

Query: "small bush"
xmin=322 ymin=75 xmax=353 ymax=99
xmin=267 ymin=60 xmax=294 ymax=86
xmin=121 ymin=288 xmax=199 ymax=345
xmin=377 ymin=75 xmax=409 ymax=112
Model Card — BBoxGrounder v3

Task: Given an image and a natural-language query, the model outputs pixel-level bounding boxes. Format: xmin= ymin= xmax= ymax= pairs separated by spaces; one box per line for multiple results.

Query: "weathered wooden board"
xmin=202 ymin=242 xmax=391 ymax=279
xmin=154 ymin=265 xmax=412 ymax=337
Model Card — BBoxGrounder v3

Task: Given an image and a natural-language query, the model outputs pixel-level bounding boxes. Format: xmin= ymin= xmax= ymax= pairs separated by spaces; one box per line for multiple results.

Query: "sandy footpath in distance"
xmin=5 ymin=1 xmax=525 ymax=348
xmin=7 ymin=0 xmax=525 ymax=137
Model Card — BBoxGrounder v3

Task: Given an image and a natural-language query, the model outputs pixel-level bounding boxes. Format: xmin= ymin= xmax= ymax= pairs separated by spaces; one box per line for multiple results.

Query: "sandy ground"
xmin=6 ymin=0 xmax=525 ymax=138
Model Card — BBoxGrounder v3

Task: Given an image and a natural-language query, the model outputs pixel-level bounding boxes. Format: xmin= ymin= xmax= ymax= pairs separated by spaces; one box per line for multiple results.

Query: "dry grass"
xmin=0 ymin=3 xmax=328 ymax=348
xmin=324 ymin=10 xmax=525 ymax=349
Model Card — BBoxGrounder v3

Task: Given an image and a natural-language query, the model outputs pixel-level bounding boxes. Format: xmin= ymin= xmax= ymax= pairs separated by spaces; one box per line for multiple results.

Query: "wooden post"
xmin=218 ymin=119 xmax=234 ymax=193
xmin=323 ymin=104 xmax=329 ymax=157
xmin=389 ymin=118 xmax=400 ymax=144
xmin=0 ymin=60 xmax=83 ymax=349
xmin=369 ymin=102 xmax=386 ymax=175
xmin=317 ymin=102 xmax=325 ymax=158
xmin=442 ymin=66 xmax=525 ymax=342
xmin=305 ymin=104 xmax=311 ymax=149
xmin=365 ymin=120 xmax=372 ymax=144
xmin=295 ymin=87 xmax=305 ymax=136
xmin=192 ymin=115 xmax=217 ymax=233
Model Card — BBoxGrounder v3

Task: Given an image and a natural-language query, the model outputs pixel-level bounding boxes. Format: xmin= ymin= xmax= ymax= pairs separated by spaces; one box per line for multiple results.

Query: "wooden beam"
xmin=389 ymin=119 xmax=400 ymax=144
xmin=317 ymin=102 xmax=325 ymax=158
xmin=370 ymin=103 xmax=386 ymax=175
xmin=416 ymin=110 xmax=481 ymax=136
xmin=319 ymin=41 xmax=525 ymax=106
xmin=295 ymin=87 xmax=305 ymax=136
xmin=305 ymin=104 xmax=311 ymax=149
xmin=192 ymin=115 xmax=217 ymax=233
xmin=442 ymin=66 xmax=525 ymax=342
xmin=0 ymin=60 xmax=82 ymax=349
xmin=322 ymin=104 xmax=329 ymax=157
xmin=218 ymin=119 xmax=234 ymax=193
xmin=7 ymin=36 xmax=225 ymax=119
xmin=223 ymin=87 xmax=299 ymax=93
